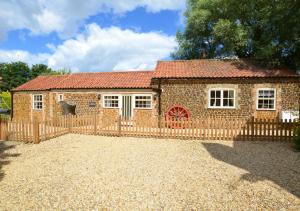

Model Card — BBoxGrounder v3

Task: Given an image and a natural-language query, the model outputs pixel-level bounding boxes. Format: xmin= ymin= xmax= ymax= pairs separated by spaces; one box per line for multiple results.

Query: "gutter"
xmin=13 ymin=86 xmax=154 ymax=92
xmin=151 ymin=75 xmax=300 ymax=80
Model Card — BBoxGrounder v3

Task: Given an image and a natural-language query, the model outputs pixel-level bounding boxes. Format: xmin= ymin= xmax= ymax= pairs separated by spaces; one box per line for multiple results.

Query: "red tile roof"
xmin=14 ymin=71 xmax=154 ymax=91
xmin=154 ymin=59 xmax=299 ymax=79
xmin=13 ymin=59 xmax=299 ymax=91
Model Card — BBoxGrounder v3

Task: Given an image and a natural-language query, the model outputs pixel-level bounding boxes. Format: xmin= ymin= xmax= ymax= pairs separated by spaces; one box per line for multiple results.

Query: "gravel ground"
xmin=0 ymin=134 xmax=299 ymax=210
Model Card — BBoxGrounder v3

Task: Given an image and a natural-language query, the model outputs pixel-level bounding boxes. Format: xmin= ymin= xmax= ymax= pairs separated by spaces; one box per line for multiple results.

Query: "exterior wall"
xmin=13 ymin=92 xmax=31 ymax=120
xmin=158 ymin=78 xmax=300 ymax=120
xmin=12 ymin=77 xmax=300 ymax=122
xmin=13 ymin=89 xmax=157 ymax=123
xmin=51 ymin=91 xmax=99 ymax=117
xmin=13 ymin=91 xmax=50 ymax=122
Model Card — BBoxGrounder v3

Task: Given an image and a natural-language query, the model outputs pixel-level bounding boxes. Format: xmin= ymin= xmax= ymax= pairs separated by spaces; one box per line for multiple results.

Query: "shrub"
xmin=0 ymin=91 xmax=11 ymax=109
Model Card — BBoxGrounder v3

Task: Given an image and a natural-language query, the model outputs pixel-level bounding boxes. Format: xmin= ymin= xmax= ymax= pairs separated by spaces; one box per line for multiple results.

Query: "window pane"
xmin=210 ymin=99 xmax=215 ymax=106
xmin=268 ymin=100 xmax=274 ymax=109
xmin=223 ymin=99 xmax=229 ymax=106
xmin=259 ymin=89 xmax=275 ymax=99
xmin=33 ymin=95 xmax=43 ymax=109
xmin=216 ymin=99 xmax=221 ymax=106
xmin=223 ymin=91 xmax=228 ymax=98
xmin=209 ymin=90 xmax=235 ymax=108
xmin=104 ymin=96 xmax=119 ymax=108
xmin=34 ymin=102 xmax=42 ymax=109
xmin=268 ymin=91 xmax=274 ymax=98
xmin=229 ymin=99 xmax=234 ymax=107
xmin=136 ymin=96 xmax=151 ymax=100
xmin=229 ymin=90 xmax=234 ymax=98
xmin=257 ymin=89 xmax=275 ymax=109
xmin=135 ymin=95 xmax=151 ymax=108
xmin=263 ymin=90 xmax=267 ymax=96
xmin=136 ymin=101 xmax=151 ymax=108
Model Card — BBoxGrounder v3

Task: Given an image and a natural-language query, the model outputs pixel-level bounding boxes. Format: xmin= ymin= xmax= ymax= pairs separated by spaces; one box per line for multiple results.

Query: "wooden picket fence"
xmin=0 ymin=114 xmax=299 ymax=143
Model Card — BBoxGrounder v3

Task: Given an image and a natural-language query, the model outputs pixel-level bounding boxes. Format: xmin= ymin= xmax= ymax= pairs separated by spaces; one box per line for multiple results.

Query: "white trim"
xmin=32 ymin=94 xmax=43 ymax=110
xmin=133 ymin=94 xmax=153 ymax=110
xmin=208 ymin=88 xmax=236 ymax=109
xmin=256 ymin=88 xmax=276 ymax=111
xmin=102 ymin=94 xmax=121 ymax=109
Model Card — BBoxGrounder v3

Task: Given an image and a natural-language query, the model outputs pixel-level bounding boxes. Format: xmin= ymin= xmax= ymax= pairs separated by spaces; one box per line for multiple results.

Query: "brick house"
xmin=12 ymin=59 xmax=300 ymax=122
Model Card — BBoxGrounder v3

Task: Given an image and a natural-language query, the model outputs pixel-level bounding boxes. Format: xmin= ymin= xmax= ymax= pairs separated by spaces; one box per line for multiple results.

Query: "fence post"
xmin=158 ymin=115 xmax=162 ymax=137
xmin=33 ymin=117 xmax=40 ymax=144
xmin=118 ymin=115 xmax=122 ymax=137
xmin=0 ymin=117 xmax=5 ymax=141
xmin=251 ymin=116 xmax=255 ymax=140
xmin=67 ymin=115 xmax=71 ymax=133
xmin=3 ymin=118 xmax=8 ymax=141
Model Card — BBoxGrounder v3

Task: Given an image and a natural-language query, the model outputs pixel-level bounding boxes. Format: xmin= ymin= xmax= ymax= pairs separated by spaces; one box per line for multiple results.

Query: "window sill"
xmin=103 ymin=107 xmax=119 ymax=109
xmin=256 ymin=109 xmax=276 ymax=111
xmin=134 ymin=107 xmax=152 ymax=110
xmin=208 ymin=107 xmax=236 ymax=110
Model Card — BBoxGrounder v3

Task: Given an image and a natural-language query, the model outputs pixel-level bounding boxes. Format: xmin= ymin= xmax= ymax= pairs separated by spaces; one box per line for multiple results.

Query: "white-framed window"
xmin=208 ymin=89 xmax=235 ymax=108
xmin=134 ymin=95 xmax=152 ymax=109
xmin=257 ymin=88 xmax=276 ymax=110
xmin=57 ymin=94 xmax=64 ymax=102
xmin=103 ymin=95 xmax=120 ymax=108
xmin=32 ymin=94 xmax=43 ymax=110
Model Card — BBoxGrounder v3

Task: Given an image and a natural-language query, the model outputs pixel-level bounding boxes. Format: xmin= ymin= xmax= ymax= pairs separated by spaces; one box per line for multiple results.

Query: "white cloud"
xmin=0 ymin=50 xmax=49 ymax=65
xmin=47 ymin=24 xmax=177 ymax=71
xmin=34 ymin=10 xmax=65 ymax=34
xmin=0 ymin=24 xmax=177 ymax=72
xmin=0 ymin=0 xmax=186 ymax=39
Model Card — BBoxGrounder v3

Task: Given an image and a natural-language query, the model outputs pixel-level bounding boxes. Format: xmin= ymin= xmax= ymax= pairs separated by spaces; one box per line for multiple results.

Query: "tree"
xmin=0 ymin=62 xmax=31 ymax=91
xmin=172 ymin=0 xmax=300 ymax=70
xmin=43 ymin=68 xmax=71 ymax=75
xmin=0 ymin=62 xmax=70 ymax=91
xmin=30 ymin=64 xmax=53 ymax=78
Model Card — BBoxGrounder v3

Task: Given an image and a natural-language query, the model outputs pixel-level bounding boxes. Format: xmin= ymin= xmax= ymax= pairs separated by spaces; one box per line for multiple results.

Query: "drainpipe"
xmin=158 ymin=79 xmax=162 ymax=116
xmin=157 ymin=79 xmax=162 ymax=132
xmin=10 ymin=90 xmax=13 ymax=120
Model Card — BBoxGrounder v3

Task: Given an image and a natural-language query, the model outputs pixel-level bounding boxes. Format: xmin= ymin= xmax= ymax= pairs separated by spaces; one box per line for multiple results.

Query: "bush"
xmin=294 ymin=126 xmax=300 ymax=150
xmin=0 ymin=91 xmax=11 ymax=109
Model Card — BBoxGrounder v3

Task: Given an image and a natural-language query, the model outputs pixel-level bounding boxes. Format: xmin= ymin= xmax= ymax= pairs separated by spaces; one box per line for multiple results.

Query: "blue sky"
xmin=0 ymin=1 xmax=186 ymax=72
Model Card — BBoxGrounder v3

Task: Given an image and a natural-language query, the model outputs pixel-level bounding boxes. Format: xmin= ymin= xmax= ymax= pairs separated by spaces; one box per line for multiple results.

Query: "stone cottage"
xmin=12 ymin=59 xmax=300 ymax=122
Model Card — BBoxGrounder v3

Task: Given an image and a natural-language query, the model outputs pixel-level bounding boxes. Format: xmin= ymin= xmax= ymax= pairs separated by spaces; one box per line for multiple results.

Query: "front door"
xmin=122 ymin=95 xmax=133 ymax=120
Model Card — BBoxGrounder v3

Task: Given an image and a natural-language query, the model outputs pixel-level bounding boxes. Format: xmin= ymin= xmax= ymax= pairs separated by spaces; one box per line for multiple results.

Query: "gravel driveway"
xmin=0 ymin=134 xmax=299 ymax=210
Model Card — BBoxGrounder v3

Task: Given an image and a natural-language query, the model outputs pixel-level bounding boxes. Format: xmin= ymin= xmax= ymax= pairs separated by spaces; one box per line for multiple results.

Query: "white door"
xmin=121 ymin=95 xmax=133 ymax=120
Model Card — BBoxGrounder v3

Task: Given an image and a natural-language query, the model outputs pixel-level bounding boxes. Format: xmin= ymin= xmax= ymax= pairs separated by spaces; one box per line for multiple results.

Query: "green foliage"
xmin=0 ymin=62 xmax=70 ymax=91
xmin=172 ymin=0 xmax=300 ymax=70
xmin=294 ymin=126 xmax=300 ymax=150
xmin=0 ymin=62 xmax=31 ymax=91
xmin=0 ymin=91 xmax=11 ymax=109
xmin=31 ymin=64 xmax=53 ymax=78
xmin=213 ymin=19 xmax=248 ymax=54
xmin=43 ymin=68 xmax=71 ymax=75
